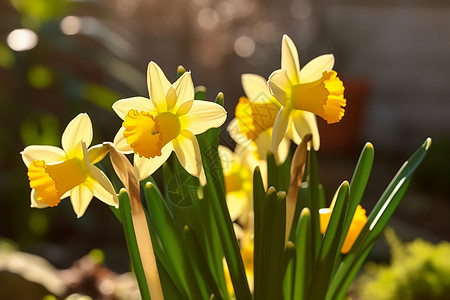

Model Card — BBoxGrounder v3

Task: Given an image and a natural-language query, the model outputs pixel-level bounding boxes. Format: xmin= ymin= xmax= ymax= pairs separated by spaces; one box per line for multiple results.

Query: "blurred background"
xmin=1 ymin=0 xmax=450 ymax=299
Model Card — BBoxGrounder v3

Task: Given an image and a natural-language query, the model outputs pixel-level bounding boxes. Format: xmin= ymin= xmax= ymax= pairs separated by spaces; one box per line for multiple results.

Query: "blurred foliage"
xmin=356 ymin=228 xmax=450 ymax=300
xmin=0 ymin=0 xmax=142 ymax=260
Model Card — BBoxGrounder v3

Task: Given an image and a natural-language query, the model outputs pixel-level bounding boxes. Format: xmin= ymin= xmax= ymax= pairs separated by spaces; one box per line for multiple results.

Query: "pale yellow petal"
xmin=112 ymin=97 xmax=156 ymax=120
xmin=218 ymin=145 xmax=235 ymax=175
xmin=227 ymin=191 xmax=248 ymax=221
xmin=62 ymin=113 xmax=93 ymax=153
xmin=271 ymin=106 xmax=291 ymax=153
xmin=287 ymin=118 xmax=302 ymax=145
xmin=173 ymin=71 xmax=194 ymax=106
xmin=292 ymin=110 xmax=320 ymax=151
xmin=172 ymin=130 xmax=202 ymax=178
xmin=281 ymin=34 xmax=300 ymax=84
xmin=30 ymin=189 xmax=49 ymax=208
xmin=147 ymin=61 xmax=171 ymax=112
xmin=176 ymin=100 xmax=193 ymax=116
xmin=182 ymin=100 xmax=227 ymax=135
xmin=227 ymin=119 xmax=252 ymax=148
xmin=276 ymin=136 xmax=291 ymax=165
xmin=113 ymin=127 xmax=133 ymax=154
xmin=21 ymin=145 xmax=66 ymax=167
xmin=165 ymin=86 xmax=177 ymax=111
xmin=241 ymin=74 xmax=271 ymax=103
xmin=133 ymin=143 xmax=173 ymax=181
xmin=89 ymin=165 xmax=119 ymax=207
xmin=300 ymin=54 xmax=335 ymax=84
xmin=88 ymin=144 xmax=108 ymax=164
xmin=268 ymin=69 xmax=290 ymax=106
xmin=254 ymin=129 xmax=271 ymax=161
xmin=70 ymin=184 xmax=94 ymax=218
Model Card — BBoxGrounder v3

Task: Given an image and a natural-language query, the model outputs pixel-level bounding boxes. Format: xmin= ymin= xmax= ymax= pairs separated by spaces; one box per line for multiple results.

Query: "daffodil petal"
xmin=70 ymin=184 xmax=94 ymax=218
xmin=276 ymin=136 xmax=291 ymax=165
xmin=113 ymin=127 xmax=133 ymax=154
xmin=89 ymin=165 xmax=119 ymax=207
xmin=268 ymin=69 xmax=290 ymax=106
xmin=254 ymin=130 xmax=271 ymax=161
xmin=173 ymin=71 xmax=194 ymax=106
xmin=62 ymin=113 xmax=93 ymax=153
xmin=227 ymin=191 xmax=248 ymax=221
xmin=281 ymin=34 xmax=300 ymax=84
xmin=300 ymin=54 xmax=335 ymax=84
xmin=30 ymin=189 xmax=49 ymax=208
xmin=241 ymin=73 xmax=271 ymax=103
xmin=182 ymin=100 xmax=227 ymax=135
xmin=227 ymin=119 xmax=252 ymax=148
xmin=287 ymin=118 xmax=302 ymax=145
xmin=292 ymin=110 xmax=320 ymax=151
xmin=112 ymin=97 xmax=156 ymax=120
xmin=133 ymin=143 xmax=173 ymax=181
xmin=21 ymin=145 xmax=66 ymax=167
xmin=173 ymin=130 xmax=202 ymax=178
xmin=147 ymin=61 xmax=171 ymax=112
xmin=271 ymin=106 xmax=291 ymax=153
xmin=88 ymin=144 xmax=109 ymax=164
xmin=218 ymin=145 xmax=235 ymax=175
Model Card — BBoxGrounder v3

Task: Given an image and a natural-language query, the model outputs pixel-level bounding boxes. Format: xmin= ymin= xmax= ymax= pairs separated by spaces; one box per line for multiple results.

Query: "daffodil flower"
xmin=112 ymin=62 xmax=227 ymax=181
xmin=268 ymin=34 xmax=345 ymax=153
xmin=319 ymin=204 xmax=368 ymax=254
xmin=227 ymin=74 xmax=302 ymax=165
xmin=219 ymin=145 xmax=256 ymax=226
xmin=21 ymin=113 xmax=118 ymax=218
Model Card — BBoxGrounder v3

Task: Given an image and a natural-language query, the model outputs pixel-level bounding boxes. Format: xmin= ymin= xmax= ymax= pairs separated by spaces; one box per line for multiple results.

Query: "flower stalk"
xmin=105 ymin=142 xmax=164 ymax=300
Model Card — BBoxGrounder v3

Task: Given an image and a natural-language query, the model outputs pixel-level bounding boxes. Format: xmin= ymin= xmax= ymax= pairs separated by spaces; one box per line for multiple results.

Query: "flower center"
xmin=291 ymin=71 xmax=346 ymax=124
xmin=235 ymin=96 xmax=280 ymax=141
xmin=123 ymin=110 xmax=181 ymax=159
xmin=28 ymin=158 xmax=88 ymax=207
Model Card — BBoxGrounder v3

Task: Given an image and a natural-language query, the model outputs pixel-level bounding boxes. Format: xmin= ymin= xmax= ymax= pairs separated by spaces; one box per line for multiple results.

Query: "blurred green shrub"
xmin=356 ymin=228 xmax=450 ymax=300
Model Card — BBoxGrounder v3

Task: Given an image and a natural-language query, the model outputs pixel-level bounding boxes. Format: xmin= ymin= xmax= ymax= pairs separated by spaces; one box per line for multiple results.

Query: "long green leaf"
xmin=117 ymin=190 xmax=151 ymax=300
xmin=292 ymin=208 xmax=312 ymax=300
xmin=283 ymin=242 xmax=296 ymax=300
xmin=308 ymin=150 xmax=321 ymax=260
xmin=143 ymin=181 xmax=195 ymax=299
xmin=326 ymin=138 xmax=431 ymax=300
xmin=307 ymin=181 xmax=349 ymax=300
xmin=331 ymin=143 xmax=374 ymax=274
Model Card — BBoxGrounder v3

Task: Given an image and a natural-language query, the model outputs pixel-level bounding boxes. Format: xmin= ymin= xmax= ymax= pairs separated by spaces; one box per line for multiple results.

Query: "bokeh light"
xmin=6 ymin=29 xmax=38 ymax=51
xmin=60 ymin=16 xmax=82 ymax=35
xmin=234 ymin=36 xmax=255 ymax=58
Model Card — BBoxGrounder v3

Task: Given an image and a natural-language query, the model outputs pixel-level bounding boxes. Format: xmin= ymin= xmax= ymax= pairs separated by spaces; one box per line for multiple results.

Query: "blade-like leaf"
xmin=326 ymin=138 xmax=431 ymax=300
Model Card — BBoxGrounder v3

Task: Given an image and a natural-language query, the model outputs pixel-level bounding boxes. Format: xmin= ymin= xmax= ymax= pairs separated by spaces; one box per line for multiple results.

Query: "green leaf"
xmin=307 ymin=150 xmax=321 ymax=260
xmin=197 ymin=132 xmax=252 ymax=299
xmin=332 ymin=143 xmax=374 ymax=274
xmin=143 ymin=181 xmax=194 ymax=298
xmin=326 ymin=138 xmax=431 ymax=300
xmin=292 ymin=208 xmax=312 ymax=300
xmin=116 ymin=190 xmax=151 ymax=300
xmin=255 ymin=187 xmax=286 ymax=300
xmin=283 ymin=242 xmax=296 ymax=300
xmin=307 ymin=182 xmax=349 ymax=300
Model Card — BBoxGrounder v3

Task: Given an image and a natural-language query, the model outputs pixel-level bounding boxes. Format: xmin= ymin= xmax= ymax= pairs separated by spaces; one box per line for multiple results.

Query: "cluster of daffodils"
xmin=22 ymin=61 xmax=226 ymax=217
xmin=21 ymin=34 xmax=429 ymax=300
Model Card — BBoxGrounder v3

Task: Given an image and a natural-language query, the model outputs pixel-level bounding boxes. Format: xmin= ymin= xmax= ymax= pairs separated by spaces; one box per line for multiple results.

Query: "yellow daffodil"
xmin=219 ymin=145 xmax=257 ymax=226
xmin=268 ymin=34 xmax=345 ymax=153
xmin=319 ymin=205 xmax=368 ymax=254
xmin=227 ymin=73 xmax=304 ymax=165
xmin=112 ymin=61 xmax=227 ymax=181
xmin=21 ymin=113 xmax=118 ymax=218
